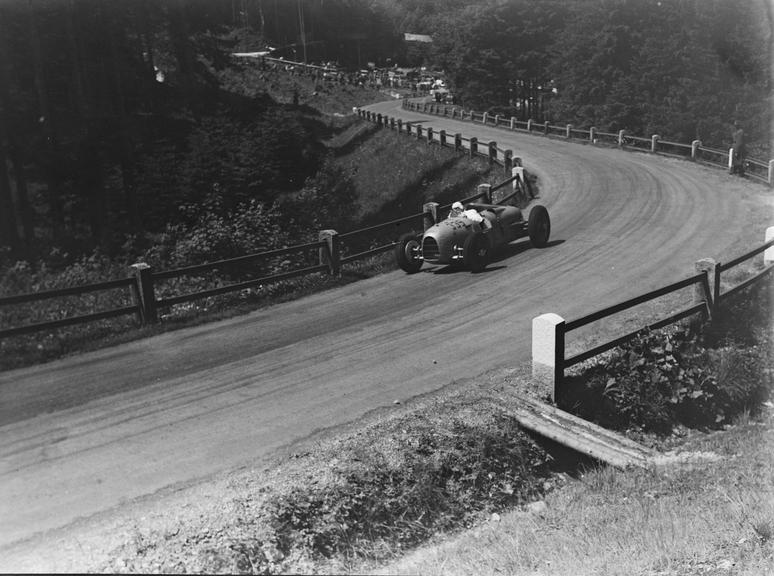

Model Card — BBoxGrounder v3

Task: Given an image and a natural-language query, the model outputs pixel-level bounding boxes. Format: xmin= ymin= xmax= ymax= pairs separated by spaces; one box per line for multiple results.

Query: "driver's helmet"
xmin=451 ymin=201 xmax=464 ymax=212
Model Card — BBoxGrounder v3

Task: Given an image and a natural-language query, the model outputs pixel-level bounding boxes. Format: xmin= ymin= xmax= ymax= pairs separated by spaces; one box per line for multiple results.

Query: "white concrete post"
xmin=477 ymin=183 xmax=492 ymax=203
xmin=512 ymin=166 xmax=525 ymax=196
xmin=495 ymin=114 xmax=500 ymax=126
xmin=566 ymin=124 xmax=572 ymax=138
xmin=651 ymin=135 xmax=659 ymax=153
xmin=618 ymin=130 xmax=626 ymax=146
xmin=768 ymin=160 xmax=774 ymax=187
xmin=319 ymin=230 xmax=340 ymax=276
xmin=423 ymin=202 xmax=439 ymax=231
xmin=527 ymin=119 xmax=533 ymax=132
xmin=532 ymin=313 xmax=566 ymax=402
xmin=482 ymin=112 xmax=488 ymax=124
xmin=728 ymin=148 xmax=735 ymax=173
xmin=510 ymin=117 xmax=516 ymax=130
xmin=695 ymin=258 xmax=716 ymax=313
xmin=765 ymin=227 xmax=774 ymax=266
xmin=589 ymin=127 xmax=596 ymax=142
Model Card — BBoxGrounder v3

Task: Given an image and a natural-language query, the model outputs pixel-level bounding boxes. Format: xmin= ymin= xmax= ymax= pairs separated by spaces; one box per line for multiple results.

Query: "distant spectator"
xmin=731 ymin=120 xmax=747 ymax=176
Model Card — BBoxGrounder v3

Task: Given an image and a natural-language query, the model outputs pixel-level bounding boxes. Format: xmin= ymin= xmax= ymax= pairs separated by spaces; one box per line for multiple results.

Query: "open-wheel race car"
xmin=395 ymin=201 xmax=550 ymax=273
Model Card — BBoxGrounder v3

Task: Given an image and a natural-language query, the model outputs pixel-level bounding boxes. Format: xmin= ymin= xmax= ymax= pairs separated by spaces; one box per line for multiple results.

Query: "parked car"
xmin=395 ymin=201 xmax=550 ymax=273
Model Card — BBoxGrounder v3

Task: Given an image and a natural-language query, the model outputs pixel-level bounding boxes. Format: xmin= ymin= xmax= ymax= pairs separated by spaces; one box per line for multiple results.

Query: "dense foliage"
xmin=564 ymin=280 xmax=773 ymax=435
xmin=0 ymin=0 xmax=770 ymax=265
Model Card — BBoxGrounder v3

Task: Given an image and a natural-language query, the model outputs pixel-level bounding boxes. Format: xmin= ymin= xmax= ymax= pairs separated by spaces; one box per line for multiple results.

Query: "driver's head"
xmin=452 ymin=201 xmax=463 ymax=212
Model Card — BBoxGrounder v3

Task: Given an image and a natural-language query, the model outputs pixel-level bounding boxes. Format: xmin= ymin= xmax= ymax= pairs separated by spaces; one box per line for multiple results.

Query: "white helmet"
xmin=452 ymin=201 xmax=464 ymax=211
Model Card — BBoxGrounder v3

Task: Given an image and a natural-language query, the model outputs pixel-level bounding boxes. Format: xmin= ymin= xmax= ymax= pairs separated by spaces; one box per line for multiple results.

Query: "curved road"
xmin=0 ymin=99 xmax=768 ymax=551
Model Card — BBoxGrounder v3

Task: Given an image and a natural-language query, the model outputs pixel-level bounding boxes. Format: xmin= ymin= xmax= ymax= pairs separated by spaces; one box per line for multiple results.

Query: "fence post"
xmin=544 ymin=121 xmax=550 ymax=135
xmin=494 ymin=114 xmax=500 ymax=126
xmin=488 ymin=141 xmax=497 ymax=165
xmin=589 ymin=127 xmax=596 ymax=143
xmin=477 ymin=183 xmax=492 ymax=203
xmin=427 ymin=127 xmax=434 ymax=144
xmin=470 ymin=137 xmax=478 ymax=157
xmin=130 ymin=263 xmax=157 ymax=324
xmin=527 ymin=119 xmax=533 ymax=132
xmin=319 ymin=230 xmax=340 ymax=276
xmin=618 ymin=130 xmax=626 ymax=146
xmin=765 ymin=227 xmax=774 ymax=265
xmin=691 ymin=140 xmax=701 ymax=160
xmin=504 ymin=149 xmax=513 ymax=174
xmin=510 ymin=117 xmax=516 ymax=130
xmin=512 ymin=166 xmax=525 ymax=198
xmin=695 ymin=258 xmax=716 ymax=315
xmin=532 ymin=313 xmax=566 ymax=403
xmin=651 ymin=135 xmax=659 ymax=153
xmin=439 ymin=130 xmax=447 ymax=147
xmin=376 ymin=113 xmax=383 ymax=125
xmin=566 ymin=124 xmax=572 ymax=138
xmin=728 ymin=148 xmax=735 ymax=173
xmin=455 ymin=133 xmax=462 ymax=152
xmin=416 ymin=125 xmax=423 ymax=140
xmin=768 ymin=160 xmax=774 ymax=187
xmin=482 ymin=112 xmax=488 ymax=124
xmin=423 ymin=202 xmax=439 ymax=231
xmin=397 ymin=118 xmax=403 ymax=132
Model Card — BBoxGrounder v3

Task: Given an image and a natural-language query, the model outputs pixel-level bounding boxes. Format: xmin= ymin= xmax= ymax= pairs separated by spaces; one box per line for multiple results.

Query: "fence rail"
xmin=0 ymin=111 xmax=524 ymax=339
xmin=532 ymin=233 xmax=774 ymax=403
xmin=401 ymin=98 xmax=774 ymax=186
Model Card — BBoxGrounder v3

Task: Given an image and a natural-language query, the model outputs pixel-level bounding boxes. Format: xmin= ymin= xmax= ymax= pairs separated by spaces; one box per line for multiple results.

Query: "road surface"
xmin=0 ymin=98 xmax=767 ymax=552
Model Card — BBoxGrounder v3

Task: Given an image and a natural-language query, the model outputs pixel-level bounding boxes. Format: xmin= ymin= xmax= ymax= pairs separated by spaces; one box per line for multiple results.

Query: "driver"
xmin=448 ymin=201 xmax=464 ymax=218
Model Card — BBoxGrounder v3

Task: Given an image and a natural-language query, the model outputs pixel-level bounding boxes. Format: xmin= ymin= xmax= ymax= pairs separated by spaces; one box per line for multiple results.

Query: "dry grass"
xmin=376 ymin=409 xmax=774 ymax=576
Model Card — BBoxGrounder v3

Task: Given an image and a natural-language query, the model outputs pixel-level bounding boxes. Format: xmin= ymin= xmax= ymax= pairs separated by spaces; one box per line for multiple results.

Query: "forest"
xmin=0 ymin=0 xmax=771 ymax=269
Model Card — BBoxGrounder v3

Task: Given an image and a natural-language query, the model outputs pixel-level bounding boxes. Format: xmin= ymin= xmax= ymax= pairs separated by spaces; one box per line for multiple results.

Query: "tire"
xmin=395 ymin=232 xmax=423 ymax=273
xmin=528 ymin=205 xmax=550 ymax=248
xmin=463 ymin=232 xmax=490 ymax=272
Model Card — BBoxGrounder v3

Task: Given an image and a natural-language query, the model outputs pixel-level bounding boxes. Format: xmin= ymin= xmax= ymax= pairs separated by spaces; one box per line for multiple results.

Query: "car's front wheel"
xmin=528 ymin=205 xmax=550 ymax=247
xmin=395 ymin=232 xmax=423 ymax=273
xmin=463 ymin=232 xmax=490 ymax=272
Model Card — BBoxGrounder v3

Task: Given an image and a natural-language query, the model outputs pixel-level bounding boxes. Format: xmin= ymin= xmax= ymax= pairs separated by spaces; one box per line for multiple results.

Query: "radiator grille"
xmin=422 ymin=237 xmax=440 ymax=261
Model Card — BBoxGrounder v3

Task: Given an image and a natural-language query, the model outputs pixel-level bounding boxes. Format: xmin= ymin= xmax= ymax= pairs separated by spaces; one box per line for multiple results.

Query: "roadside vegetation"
xmin=90 ymin=278 xmax=772 ymax=575
xmin=0 ymin=123 xmax=502 ymax=371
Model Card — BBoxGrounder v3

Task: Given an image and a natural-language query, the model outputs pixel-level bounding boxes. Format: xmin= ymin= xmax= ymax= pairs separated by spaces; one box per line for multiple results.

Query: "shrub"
xmin=564 ymin=325 xmax=771 ymax=434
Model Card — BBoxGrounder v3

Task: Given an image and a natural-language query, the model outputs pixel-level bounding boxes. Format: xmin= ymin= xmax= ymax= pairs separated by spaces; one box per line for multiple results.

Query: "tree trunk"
xmin=106 ymin=2 xmax=141 ymax=233
xmin=0 ymin=142 xmax=19 ymax=252
xmin=0 ymin=12 xmax=31 ymax=251
xmin=27 ymin=0 xmax=65 ymax=240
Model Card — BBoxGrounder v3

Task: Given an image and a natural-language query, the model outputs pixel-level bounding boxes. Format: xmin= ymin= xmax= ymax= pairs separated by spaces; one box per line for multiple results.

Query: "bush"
xmin=564 ymin=320 xmax=772 ymax=435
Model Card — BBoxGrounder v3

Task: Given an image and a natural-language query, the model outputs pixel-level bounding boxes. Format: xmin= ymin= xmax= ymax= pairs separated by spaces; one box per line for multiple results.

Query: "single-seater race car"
xmin=395 ymin=201 xmax=550 ymax=273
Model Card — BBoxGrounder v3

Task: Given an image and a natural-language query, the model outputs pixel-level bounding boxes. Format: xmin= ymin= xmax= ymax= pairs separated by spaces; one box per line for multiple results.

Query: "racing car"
xmin=395 ymin=201 xmax=550 ymax=273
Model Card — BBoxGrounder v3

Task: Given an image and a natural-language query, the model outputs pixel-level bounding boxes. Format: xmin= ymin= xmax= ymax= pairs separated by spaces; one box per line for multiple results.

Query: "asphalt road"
xmin=0 ymin=98 xmax=765 ymax=549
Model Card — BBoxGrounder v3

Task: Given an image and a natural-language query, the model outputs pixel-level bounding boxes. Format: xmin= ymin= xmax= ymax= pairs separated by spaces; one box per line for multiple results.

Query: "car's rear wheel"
xmin=395 ymin=232 xmax=423 ymax=273
xmin=528 ymin=205 xmax=550 ymax=247
xmin=463 ymin=232 xmax=490 ymax=272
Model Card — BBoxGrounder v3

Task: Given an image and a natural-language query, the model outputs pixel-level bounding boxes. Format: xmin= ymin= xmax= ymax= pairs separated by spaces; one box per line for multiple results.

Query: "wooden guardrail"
xmin=0 ymin=277 xmax=139 ymax=338
xmin=0 ymin=124 xmax=526 ymax=339
xmin=401 ymin=99 xmax=774 ymax=186
xmin=532 ymin=235 xmax=774 ymax=402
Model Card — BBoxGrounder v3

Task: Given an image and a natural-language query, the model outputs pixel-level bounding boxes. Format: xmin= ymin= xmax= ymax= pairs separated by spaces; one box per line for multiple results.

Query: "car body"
xmin=395 ymin=202 xmax=550 ymax=273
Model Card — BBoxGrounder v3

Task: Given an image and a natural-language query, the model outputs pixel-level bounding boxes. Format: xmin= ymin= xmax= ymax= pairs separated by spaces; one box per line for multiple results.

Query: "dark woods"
xmin=0 ymin=0 xmax=770 ymax=265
